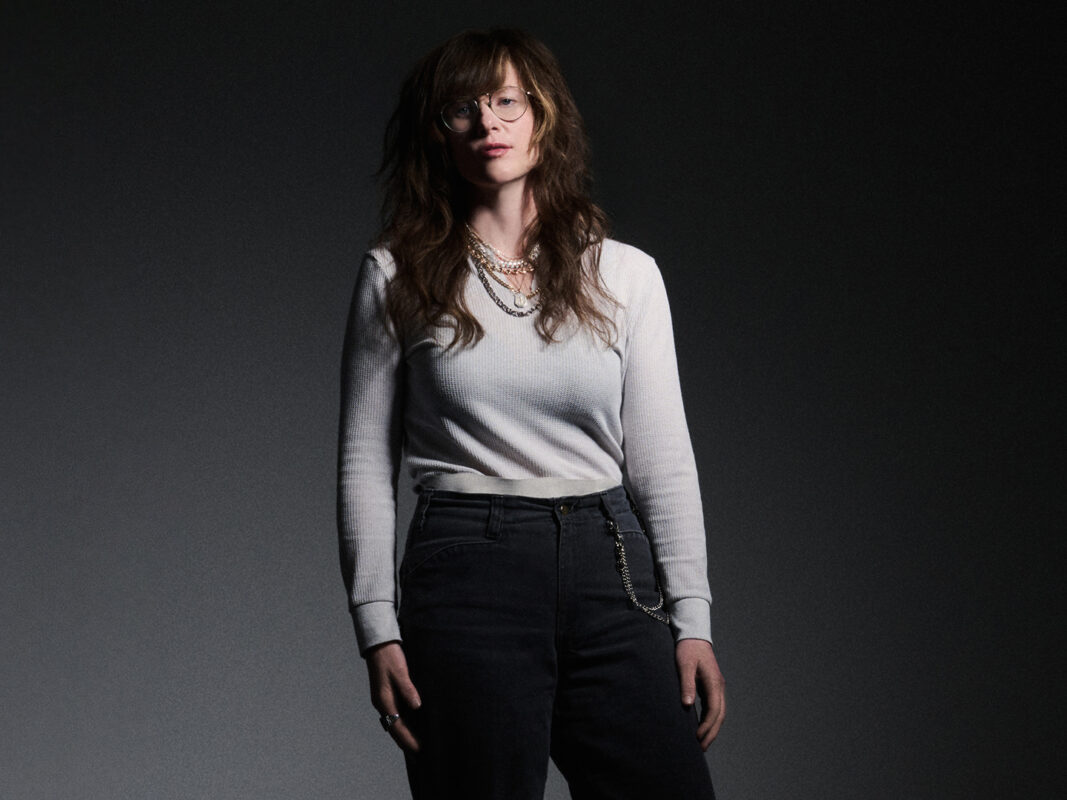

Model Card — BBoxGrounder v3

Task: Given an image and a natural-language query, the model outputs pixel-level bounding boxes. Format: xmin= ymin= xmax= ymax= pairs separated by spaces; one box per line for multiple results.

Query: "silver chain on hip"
xmin=605 ymin=519 xmax=670 ymax=625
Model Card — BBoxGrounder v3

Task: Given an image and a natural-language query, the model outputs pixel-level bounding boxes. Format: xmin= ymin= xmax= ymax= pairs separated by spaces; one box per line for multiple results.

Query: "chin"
xmin=463 ymin=172 xmax=526 ymax=191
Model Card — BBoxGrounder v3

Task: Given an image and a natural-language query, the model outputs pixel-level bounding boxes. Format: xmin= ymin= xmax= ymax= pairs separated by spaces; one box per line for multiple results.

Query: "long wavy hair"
xmin=377 ymin=28 xmax=616 ymax=348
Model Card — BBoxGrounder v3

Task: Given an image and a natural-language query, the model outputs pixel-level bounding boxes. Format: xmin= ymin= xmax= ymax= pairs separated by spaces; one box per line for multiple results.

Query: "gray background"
xmin=2 ymin=1 xmax=1059 ymax=798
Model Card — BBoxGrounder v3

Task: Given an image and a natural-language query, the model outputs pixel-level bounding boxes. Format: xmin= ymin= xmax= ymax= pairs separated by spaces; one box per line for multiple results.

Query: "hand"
xmin=365 ymin=641 xmax=422 ymax=752
xmin=675 ymin=638 xmax=726 ymax=750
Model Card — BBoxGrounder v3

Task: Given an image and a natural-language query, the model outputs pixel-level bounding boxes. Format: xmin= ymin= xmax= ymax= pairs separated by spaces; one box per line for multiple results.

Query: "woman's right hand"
xmin=366 ymin=641 xmax=422 ymax=752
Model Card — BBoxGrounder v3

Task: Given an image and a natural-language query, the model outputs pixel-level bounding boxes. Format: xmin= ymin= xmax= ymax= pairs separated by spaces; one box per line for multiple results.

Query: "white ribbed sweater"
xmin=338 ymin=239 xmax=713 ymax=654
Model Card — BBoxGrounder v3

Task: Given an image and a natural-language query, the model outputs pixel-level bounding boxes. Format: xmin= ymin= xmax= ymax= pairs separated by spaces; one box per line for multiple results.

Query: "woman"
xmin=338 ymin=28 xmax=724 ymax=799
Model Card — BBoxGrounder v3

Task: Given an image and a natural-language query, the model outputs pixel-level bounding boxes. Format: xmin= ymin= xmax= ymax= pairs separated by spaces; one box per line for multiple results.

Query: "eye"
xmin=449 ymin=101 xmax=474 ymax=119
xmin=494 ymin=88 xmax=523 ymax=106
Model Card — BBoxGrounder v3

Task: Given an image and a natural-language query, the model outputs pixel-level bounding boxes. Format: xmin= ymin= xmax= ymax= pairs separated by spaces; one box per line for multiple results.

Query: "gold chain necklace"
xmin=484 ymin=259 xmax=542 ymax=302
xmin=466 ymin=242 xmax=542 ymax=310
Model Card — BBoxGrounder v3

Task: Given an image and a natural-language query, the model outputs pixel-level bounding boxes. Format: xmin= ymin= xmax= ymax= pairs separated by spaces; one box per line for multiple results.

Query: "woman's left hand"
xmin=675 ymin=639 xmax=726 ymax=750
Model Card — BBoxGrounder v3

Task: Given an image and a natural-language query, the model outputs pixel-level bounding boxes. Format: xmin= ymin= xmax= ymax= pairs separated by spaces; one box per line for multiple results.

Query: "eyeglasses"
xmin=440 ymin=86 xmax=532 ymax=133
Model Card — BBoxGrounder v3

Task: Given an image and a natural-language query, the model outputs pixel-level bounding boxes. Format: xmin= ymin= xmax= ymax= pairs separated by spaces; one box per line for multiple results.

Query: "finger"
xmin=700 ymin=706 xmax=723 ymax=751
xmin=378 ymin=692 xmax=421 ymax=753
xmin=371 ymin=684 xmax=394 ymax=716
xmin=696 ymin=678 xmax=726 ymax=750
xmin=388 ymin=717 xmax=420 ymax=753
xmin=698 ymin=706 xmax=723 ymax=750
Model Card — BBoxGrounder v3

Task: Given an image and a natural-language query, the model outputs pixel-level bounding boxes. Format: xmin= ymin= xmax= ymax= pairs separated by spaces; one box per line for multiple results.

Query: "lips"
xmin=479 ymin=143 xmax=511 ymax=157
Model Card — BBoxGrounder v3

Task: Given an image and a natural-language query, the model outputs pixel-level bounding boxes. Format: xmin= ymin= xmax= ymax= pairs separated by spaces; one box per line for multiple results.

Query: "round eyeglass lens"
xmin=490 ymin=87 xmax=528 ymax=121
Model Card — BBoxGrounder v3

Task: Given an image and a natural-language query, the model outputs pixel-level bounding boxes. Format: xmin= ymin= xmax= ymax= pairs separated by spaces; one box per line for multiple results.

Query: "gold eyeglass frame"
xmin=440 ymin=86 xmax=533 ymax=133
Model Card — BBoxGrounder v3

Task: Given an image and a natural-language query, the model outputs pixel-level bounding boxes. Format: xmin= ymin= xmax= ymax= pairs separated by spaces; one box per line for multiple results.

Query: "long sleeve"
xmin=337 ymin=253 xmax=405 ymax=655
xmin=619 ymin=258 xmax=714 ymax=643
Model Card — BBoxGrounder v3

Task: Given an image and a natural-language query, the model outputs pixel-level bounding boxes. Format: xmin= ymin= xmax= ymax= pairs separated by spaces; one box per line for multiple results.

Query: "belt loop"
xmin=625 ymin=488 xmax=645 ymax=527
xmin=487 ymin=495 xmax=502 ymax=540
xmin=415 ymin=488 xmax=434 ymax=531
xmin=599 ymin=494 xmax=620 ymax=533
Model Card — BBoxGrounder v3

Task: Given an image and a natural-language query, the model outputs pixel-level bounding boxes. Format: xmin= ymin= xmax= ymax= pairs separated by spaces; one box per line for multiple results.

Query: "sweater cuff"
xmin=351 ymin=601 xmax=402 ymax=656
xmin=668 ymin=597 xmax=713 ymax=645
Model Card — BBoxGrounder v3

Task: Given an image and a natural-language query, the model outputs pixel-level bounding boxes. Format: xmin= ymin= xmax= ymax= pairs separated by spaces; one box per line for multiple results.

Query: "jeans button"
xmin=559 ymin=504 xmax=570 ymax=515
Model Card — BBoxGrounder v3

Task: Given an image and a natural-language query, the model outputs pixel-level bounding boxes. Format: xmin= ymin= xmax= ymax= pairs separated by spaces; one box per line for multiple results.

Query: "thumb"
xmin=678 ymin=658 xmax=697 ymax=707
xmin=396 ymin=671 xmax=422 ymax=710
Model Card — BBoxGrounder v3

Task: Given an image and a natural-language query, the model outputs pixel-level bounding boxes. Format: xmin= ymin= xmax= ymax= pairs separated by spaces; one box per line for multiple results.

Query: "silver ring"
xmin=379 ymin=713 xmax=401 ymax=732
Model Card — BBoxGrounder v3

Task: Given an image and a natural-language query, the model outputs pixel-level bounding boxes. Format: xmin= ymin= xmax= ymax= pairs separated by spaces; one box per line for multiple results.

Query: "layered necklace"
xmin=464 ymin=224 xmax=542 ymax=317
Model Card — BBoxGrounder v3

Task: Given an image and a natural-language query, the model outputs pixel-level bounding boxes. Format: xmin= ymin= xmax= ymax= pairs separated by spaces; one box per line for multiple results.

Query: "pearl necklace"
xmin=463 ymin=224 xmax=540 ymax=274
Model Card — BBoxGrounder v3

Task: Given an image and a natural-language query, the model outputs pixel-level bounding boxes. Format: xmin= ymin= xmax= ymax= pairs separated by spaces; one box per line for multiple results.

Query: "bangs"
xmin=432 ymin=38 xmax=514 ymax=106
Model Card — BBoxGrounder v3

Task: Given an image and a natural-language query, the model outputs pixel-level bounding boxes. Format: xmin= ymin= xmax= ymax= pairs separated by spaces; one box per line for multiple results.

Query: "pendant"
xmin=514 ymin=292 xmax=527 ymax=308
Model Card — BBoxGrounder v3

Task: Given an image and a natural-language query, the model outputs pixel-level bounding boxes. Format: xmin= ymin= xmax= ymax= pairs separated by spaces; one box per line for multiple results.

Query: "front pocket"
xmin=398 ymin=498 xmax=499 ymax=587
xmin=399 ymin=538 xmax=498 ymax=586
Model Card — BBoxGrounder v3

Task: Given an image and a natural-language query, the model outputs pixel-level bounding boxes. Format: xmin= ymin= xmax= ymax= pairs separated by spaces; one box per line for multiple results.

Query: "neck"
xmin=467 ymin=182 xmax=537 ymax=259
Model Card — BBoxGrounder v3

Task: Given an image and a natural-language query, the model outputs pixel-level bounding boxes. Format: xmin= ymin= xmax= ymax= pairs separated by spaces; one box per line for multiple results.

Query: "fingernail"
xmin=683 ymin=695 xmax=694 ymax=705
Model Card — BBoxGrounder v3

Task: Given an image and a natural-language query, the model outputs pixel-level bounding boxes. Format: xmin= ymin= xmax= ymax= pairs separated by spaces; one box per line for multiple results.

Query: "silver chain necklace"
xmin=472 ymin=260 xmax=542 ymax=317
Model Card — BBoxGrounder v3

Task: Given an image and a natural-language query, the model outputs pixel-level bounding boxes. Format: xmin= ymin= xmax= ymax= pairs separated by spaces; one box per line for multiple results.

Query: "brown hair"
xmin=377 ymin=28 xmax=616 ymax=348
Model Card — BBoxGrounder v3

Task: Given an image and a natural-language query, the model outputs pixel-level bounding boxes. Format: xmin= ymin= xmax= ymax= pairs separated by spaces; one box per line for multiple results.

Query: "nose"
xmin=471 ymin=96 xmax=501 ymax=133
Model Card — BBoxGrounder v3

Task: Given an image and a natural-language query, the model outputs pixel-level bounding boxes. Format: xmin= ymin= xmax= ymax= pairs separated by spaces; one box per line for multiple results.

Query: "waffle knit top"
xmin=338 ymin=239 xmax=713 ymax=655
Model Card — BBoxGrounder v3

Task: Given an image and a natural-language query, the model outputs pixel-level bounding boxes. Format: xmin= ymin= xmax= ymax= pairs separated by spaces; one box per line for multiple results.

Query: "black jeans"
xmin=397 ymin=486 xmax=716 ymax=800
